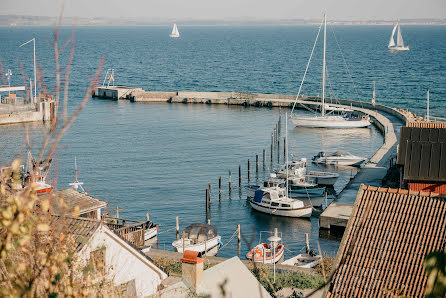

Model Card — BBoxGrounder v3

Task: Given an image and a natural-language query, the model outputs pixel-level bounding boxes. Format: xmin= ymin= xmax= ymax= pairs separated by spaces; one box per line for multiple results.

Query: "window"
xmin=281 ymin=204 xmax=290 ymax=207
xmin=271 ymin=202 xmax=279 ymax=207
xmin=90 ymin=248 xmax=106 ymax=276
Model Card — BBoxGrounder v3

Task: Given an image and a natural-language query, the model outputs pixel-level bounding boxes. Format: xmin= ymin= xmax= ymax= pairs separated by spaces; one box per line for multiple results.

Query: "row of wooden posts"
xmin=205 ymin=115 xmax=286 ymax=211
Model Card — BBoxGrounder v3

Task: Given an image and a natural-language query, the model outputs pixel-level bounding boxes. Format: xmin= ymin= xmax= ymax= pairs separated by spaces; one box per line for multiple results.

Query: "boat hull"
xmin=144 ymin=226 xmax=158 ymax=241
xmin=287 ymin=195 xmax=325 ymax=207
xmin=291 ymin=116 xmax=371 ymax=128
xmin=172 ymin=236 xmax=221 ymax=254
xmin=246 ymin=244 xmax=284 ymax=264
xmin=306 ymin=171 xmax=339 ymax=186
xmin=282 ymin=253 xmax=322 ymax=268
xmin=313 ymin=157 xmax=365 ymax=166
xmin=249 ymin=200 xmax=312 ymax=218
xmin=389 ymin=46 xmax=409 ymax=51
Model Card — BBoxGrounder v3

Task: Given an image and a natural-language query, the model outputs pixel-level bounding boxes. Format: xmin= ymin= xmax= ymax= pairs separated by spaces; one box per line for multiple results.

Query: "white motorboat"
xmin=172 ymin=223 xmax=221 ymax=255
xmin=312 ymin=151 xmax=366 ymax=167
xmin=246 ymin=230 xmax=284 ymax=264
xmin=249 ymin=188 xmax=312 ymax=218
xmin=270 ymin=158 xmax=307 ymax=179
xmin=388 ymin=23 xmax=409 ymax=51
xmin=306 ymin=170 xmax=339 ymax=186
xmin=289 ymin=14 xmax=372 ymax=129
xmin=282 ymin=253 xmax=322 ymax=268
xmin=144 ymin=222 xmax=159 ymax=241
xmin=169 ymin=23 xmax=180 ymax=38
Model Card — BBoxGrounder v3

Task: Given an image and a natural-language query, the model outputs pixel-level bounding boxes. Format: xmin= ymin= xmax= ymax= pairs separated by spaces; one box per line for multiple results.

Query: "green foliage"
xmin=424 ymin=251 xmax=446 ymax=297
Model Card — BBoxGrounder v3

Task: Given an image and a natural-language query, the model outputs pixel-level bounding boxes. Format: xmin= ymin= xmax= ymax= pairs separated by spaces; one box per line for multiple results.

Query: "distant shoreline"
xmin=1 ymin=15 xmax=446 ymax=27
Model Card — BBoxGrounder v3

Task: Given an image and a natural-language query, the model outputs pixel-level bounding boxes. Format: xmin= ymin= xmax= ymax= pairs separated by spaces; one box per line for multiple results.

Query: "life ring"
xmin=362 ymin=115 xmax=367 ymax=120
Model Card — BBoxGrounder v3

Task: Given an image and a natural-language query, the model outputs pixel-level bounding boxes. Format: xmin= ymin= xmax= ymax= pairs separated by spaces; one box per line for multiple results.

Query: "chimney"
xmin=181 ymin=250 xmax=205 ymax=292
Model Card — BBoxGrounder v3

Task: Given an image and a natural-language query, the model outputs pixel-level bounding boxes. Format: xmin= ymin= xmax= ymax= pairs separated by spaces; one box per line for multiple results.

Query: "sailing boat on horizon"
xmin=290 ymin=14 xmax=372 ymax=129
xmin=388 ymin=23 xmax=409 ymax=51
xmin=169 ymin=23 xmax=180 ymax=38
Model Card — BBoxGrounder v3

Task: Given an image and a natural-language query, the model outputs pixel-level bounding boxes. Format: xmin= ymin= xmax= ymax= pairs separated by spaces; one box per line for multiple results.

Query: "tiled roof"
xmin=50 ymin=215 xmax=100 ymax=250
xmin=47 ymin=189 xmax=107 ymax=216
xmin=397 ymin=126 xmax=446 ymax=182
xmin=327 ymin=185 xmax=446 ymax=297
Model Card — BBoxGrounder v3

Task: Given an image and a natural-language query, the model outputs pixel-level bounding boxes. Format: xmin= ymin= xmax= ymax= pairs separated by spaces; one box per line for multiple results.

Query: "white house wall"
xmin=79 ymin=226 xmax=167 ymax=297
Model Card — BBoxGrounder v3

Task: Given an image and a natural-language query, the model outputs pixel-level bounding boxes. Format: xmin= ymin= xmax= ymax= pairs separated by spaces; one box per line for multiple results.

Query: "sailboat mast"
xmin=322 ymin=14 xmax=327 ymax=117
xmin=285 ymin=112 xmax=288 ymax=198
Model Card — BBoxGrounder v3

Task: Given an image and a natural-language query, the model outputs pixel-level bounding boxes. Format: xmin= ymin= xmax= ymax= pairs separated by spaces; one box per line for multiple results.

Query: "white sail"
xmin=396 ymin=24 xmax=404 ymax=47
xmin=170 ymin=24 xmax=180 ymax=38
xmin=388 ymin=24 xmax=397 ymax=48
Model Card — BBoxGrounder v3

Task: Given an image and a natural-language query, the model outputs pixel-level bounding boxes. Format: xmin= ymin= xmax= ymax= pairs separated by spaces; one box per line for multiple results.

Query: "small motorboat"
xmin=246 ymin=230 xmax=284 ymax=264
xmin=282 ymin=234 xmax=322 ymax=268
xmin=144 ymin=221 xmax=159 ymax=241
xmin=306 ymin=170 xmax=339 ymax=186
xmin=172 ymin=223 xmax=222 ymax=255
xmin=249 ymin=188 xmax=312 ymax=218
xmin=270 ymin=158 xmax=307 ymax=179
xmin=312 ymin=151 xmax=366 ymax=167
xmin=281 ymin=251 xmax=322 ymax=268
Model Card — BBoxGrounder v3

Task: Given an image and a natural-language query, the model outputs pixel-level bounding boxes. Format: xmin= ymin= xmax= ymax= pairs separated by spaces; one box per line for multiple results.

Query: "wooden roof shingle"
xmin=47 ymin=189 xmax=107 ymax=216
xmin=327 ymin=185 xmax=446 ymax=297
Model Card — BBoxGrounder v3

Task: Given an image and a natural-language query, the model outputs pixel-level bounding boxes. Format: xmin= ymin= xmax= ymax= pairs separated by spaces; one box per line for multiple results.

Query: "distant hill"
xmin=1 ymin=15 xmax=445 ymax=27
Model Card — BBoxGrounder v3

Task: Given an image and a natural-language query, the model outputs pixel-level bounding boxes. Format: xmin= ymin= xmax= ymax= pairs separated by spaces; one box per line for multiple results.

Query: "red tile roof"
xmin=406 ymin=121 xmax=446 ymax=128
xmin=326 ymin=185 xmax=446 ymax=297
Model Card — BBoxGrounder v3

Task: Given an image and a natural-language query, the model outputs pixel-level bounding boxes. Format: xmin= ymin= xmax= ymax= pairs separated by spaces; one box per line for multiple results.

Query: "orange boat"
xmin=246 ymin=242 xmax=284 ymax=264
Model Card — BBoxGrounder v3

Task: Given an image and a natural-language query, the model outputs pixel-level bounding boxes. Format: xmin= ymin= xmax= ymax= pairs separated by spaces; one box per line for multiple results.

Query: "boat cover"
xmin=182 ymin=223 xmax=217 ymax=241
xmin=254 ymin=189 xmax=264 ymax=203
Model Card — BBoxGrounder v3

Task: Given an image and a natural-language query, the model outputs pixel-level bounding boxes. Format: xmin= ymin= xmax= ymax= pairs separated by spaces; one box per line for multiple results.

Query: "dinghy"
xmin=312 ymin=151 xmax=366 ymax=167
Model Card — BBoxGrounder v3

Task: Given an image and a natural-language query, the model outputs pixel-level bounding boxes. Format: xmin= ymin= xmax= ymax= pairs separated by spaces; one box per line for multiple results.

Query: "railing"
xmin=102 ymin=216 xmax=149 ymax=247
xmin=113 ymin=222 xmax=145 ymax=247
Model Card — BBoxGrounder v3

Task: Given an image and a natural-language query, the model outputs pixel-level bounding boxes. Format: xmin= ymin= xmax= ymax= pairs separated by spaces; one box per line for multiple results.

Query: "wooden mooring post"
xmin=247 ymin=159 xmax=250 ymax=182
xmin=270 ymin=143 xmax=273 ymax=166
xmin=256 ymin=154 xmax=259 ymax=173
xmin=229 ymin=170 xmax=232 ymax=193
xmin=219 ymin=176 xmax=222 ymax=201
xmin=238 ymin=165 xmax=241 ymax=187
xmin=208 ymin=183 xmax=212 ymax=205
xmin=277 ymin=140 xmax=280 ymax=164
xmin=263 ymin=149 xmax=265 ymax=169
xmin=237 ymin=224 xmax=241 ymax=253
xmin=176 ymin=216 xmax=179 ymax=240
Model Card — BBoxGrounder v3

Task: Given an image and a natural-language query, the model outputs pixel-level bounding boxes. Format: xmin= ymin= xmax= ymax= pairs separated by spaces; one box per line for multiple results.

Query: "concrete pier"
xmin=0 ymin=100 xmax=54 ymax=125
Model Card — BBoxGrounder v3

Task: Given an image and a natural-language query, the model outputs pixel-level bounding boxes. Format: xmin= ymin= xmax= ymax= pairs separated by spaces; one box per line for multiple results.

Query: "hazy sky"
xmin=1 ymin=0 xmax=445 ymax=20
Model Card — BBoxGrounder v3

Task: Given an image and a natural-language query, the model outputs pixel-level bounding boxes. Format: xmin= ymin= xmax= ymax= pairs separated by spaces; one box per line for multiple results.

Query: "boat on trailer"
xmin=172 ymin=223 xmax=222 ymax=255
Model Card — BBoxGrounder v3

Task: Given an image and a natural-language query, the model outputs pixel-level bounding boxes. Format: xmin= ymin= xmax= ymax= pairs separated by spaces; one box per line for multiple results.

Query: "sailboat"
xmin=290 ymin=14 xmax=371 ymax=129
xmin=388 ymin=23 xmax=409 ymax=51
xmin=169 ymin=23 xmax=180 ymax=38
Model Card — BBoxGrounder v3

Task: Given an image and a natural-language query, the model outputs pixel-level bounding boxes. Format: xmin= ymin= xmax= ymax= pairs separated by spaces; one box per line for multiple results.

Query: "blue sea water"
xmin=0 ymin=25 xmax=445 ymax=257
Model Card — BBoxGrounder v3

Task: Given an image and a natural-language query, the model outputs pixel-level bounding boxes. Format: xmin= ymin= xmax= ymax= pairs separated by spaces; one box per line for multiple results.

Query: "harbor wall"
xmin=0 ymin=101 xmax=53 ymax=125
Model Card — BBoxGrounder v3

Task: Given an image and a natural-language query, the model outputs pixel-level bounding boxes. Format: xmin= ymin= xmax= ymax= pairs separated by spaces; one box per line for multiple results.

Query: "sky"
xmin=0 ymin=0 xmax=445 ymax=20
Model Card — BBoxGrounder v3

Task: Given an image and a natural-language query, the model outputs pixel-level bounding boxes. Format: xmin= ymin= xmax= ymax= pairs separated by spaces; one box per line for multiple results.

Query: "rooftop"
xmin=49 ymin=189 xmax=107 ymax=216
xmin=397 ymin=126 xmax=446 ymax=182
xmin=326 ymin=185 xmax=446 ymax=297
xmin=49 ymin=215 xmax=100 ymax=250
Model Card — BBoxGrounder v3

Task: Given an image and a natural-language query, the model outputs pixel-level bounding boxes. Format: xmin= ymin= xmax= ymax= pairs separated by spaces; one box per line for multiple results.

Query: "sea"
xmin=0 ymin=25 xmax=445 ymax=258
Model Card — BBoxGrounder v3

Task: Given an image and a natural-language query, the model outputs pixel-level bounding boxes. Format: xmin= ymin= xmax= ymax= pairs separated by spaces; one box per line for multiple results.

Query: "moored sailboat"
xmin=290 ymin=14 xmax=371 ymax=129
